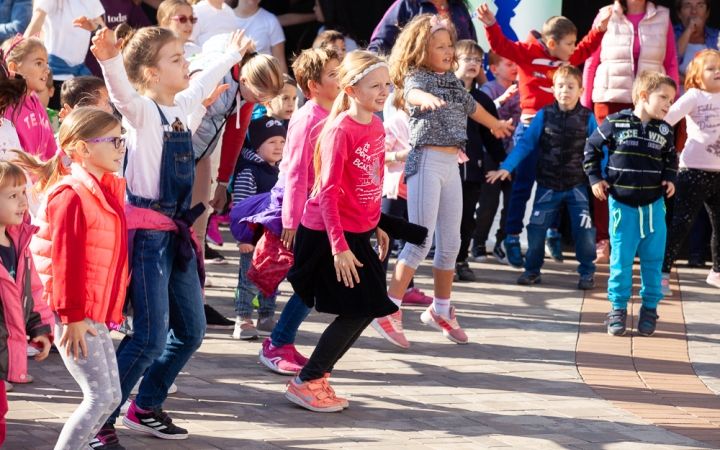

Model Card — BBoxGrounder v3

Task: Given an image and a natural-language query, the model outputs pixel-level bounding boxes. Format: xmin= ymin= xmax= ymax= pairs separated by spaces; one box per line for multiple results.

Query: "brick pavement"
xmin=5 ymin=243 xmax=718 ymax=449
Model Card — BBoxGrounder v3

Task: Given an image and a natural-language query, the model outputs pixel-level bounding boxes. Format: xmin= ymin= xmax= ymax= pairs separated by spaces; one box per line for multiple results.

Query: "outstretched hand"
xmin=91 ymin=27 xmax=122 ymax=61
xmin=592 ymin=180 xmax=610 ymax=200
xmin=202 ymin=83 xmax=230 ymax=107
xmin=418 ymin=93 xmax=446 ymax=111
xmin=73 ymin=16 xmax=99 ymax=32
xmin=597 ymin=6 xmax=613 ymax=32
xmin=30 ymin=335 xmax=51 ymax=362
xmin=486 ymin=169 xmax=511 ymax=184
xmin=476 ymin=4 xmax=496 ymax=26
xmin=492 ymin=119 xmax=514 ymax=139
xmin=226 ymin=29 xmax=253 ymax=58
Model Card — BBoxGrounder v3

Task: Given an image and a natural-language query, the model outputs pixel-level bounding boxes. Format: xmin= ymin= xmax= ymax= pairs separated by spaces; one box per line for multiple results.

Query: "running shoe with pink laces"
xmin=420 ymin=305 xmax=468 ymax=344
xmin=259 ymin=338 xmax=304 ymax=375
xmin=707 ymin=269 xmax=720 ymax=289
xmin=402 ymin=287 xmax=432 ymax=306
xmin=285 ymin=377 xmax=344 ymax=412
xmin=370 ymin=310 xmax=410 ymax=348
xmin=322 ymin=373 xmax=349 ymax=408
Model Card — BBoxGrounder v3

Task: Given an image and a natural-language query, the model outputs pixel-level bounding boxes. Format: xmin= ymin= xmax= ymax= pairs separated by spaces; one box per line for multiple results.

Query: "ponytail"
xmin=11 ymin=151 xmax=67 ymax=195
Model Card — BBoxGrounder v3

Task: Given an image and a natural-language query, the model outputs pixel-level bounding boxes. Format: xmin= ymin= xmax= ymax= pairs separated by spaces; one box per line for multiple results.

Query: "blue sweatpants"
xmin=608 ymin=196 xmax=666 ymax=310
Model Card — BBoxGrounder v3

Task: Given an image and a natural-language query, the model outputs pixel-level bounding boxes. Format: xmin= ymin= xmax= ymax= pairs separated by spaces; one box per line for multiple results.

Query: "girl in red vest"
xmin=15 ymin=107 xmax=128 ymax=450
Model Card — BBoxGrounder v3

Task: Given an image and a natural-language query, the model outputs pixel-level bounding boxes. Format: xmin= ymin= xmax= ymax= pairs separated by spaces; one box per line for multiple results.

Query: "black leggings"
xmin=662 ymin=168 xmax=720 ymax=273
xmin=380 ymin=197 xmax=415 ymax=289
xmin=299 ymin=316 xmax=374 ymax=381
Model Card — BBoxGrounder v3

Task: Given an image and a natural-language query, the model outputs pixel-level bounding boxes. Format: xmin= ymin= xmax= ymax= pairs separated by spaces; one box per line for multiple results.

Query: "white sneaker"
xmin=706 ymin=269 xmax=720 ymax=289
xmin=130 ymin=378 xmax=177 ymax=395
xmin=661 ymin=273 xmax=672 ymax=296
xmin=204 ymin=278 xmax=213 ymax=288
xmin=27 ymin=345 xmax=39 ymax=357
xmin=4 ymin=380 xmax=12 ymax=392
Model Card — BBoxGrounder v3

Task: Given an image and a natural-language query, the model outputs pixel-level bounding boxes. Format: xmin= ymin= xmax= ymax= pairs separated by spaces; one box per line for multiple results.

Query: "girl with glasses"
xmin=158 ymin=0 xmax=202 ymax=59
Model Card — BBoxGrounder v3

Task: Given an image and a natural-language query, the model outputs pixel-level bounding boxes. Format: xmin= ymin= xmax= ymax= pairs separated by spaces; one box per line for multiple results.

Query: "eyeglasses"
xmin=171 ymin=15 xmax=198 ymax=24
xmin=87 ymin=137 xmax=126 ymax=149
xmin=460 ymin=56 xmax=483 ymax=64
xmin=681 ymin=2 xmax=707 ymax=12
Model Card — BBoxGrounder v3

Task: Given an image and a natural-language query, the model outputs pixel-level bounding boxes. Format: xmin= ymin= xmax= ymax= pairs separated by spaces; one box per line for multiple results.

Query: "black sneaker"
xmin=637 ymin=306 xmax=659 ymax=336
xmin=471 ymin=244 xmax=488 ymax=262
xmin=517 ymin=270 xmax=541 ymax=285
xmin=492 ymin=241 xmax=507 ymax=264
xmin=204 ymin=243 xmax=228 ymax=265
xmin=122 ymin=401 xmax=188 ymax=440
xmin=455 ymin=261 xmax=476 ymax=282
xmin=604 ymin=308 xmax=627 ymax=336
xmin=204 ymin=304 xmax=235 ymax=329
xmin=88 ymin=424 xmax=126 ymax=449
xmin=578 ymin=274 xmax=595 ymax=290
xmin=687 ymin=253 xmax=706 ymax=268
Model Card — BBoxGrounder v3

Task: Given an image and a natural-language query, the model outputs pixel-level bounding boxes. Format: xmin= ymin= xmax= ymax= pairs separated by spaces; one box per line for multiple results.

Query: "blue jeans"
xmin=608 ymin=197 xmax=666 ymax=310
xmin=235 ymin=251 xmax=277 ymax=320
xmin=524 ymin=186 xmax=596 ymax=276
xmin=271 ymin=292 xmax=311 ymax=347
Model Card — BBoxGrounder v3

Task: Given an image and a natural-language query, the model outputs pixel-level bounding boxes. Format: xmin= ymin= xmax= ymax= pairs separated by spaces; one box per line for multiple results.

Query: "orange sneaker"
xmin=370 ymin=310 xmax=410 ymax=348
xmin=285 ymin=377 xmax=344 ymax=412
xmin=323 ymin=373 xmax=349 ymax=409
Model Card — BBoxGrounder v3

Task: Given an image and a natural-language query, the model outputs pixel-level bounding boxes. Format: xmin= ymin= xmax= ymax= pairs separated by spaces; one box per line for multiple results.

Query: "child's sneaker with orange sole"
xmin=285 ymin=377 xmax=344 ymax=412
xmin=420 ymin=305 xmax=468 ymax=344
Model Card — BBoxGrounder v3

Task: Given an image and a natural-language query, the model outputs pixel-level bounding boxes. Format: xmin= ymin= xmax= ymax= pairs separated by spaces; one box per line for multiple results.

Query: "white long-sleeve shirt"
xmin=99 ymin=51 xmax=241 ymax=200
xmin=663 ymin=88 xmax=720 ymax=171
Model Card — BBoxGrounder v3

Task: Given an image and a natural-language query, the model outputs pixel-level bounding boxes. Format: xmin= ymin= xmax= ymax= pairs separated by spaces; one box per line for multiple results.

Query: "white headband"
xmin=348 ymin=62 xmax=389 ymax=86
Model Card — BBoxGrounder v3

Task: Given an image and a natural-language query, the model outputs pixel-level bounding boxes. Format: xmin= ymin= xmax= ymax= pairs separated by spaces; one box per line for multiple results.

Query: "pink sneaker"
xmin=707 ymin=269 xmax=720 ymax=289
xmin=594 ymin=239 xmax=610 ymax=264
xmin=370 ymin=310 xmax=410 ymax=348
xmin=286 ymin=343 xmax=309 ymax=366
xmin=258 ymin=339 xmax=303 ymax=375
xmin=323 ymin=373 xmax=349 ymax=408
xmin=206 ymin=215 xmax=223 ymax=246
xmin=421 ymin=305 xmax=468 ymax=344
xmin=216 ymin=209 xmax=231 ymax=226
xmin=402 ymin=287 xmax=432 ymax=305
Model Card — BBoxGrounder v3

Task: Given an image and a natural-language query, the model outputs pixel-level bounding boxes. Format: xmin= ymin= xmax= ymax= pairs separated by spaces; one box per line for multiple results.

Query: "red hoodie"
xmin=485 ymin=21 xmax=605 ymax=119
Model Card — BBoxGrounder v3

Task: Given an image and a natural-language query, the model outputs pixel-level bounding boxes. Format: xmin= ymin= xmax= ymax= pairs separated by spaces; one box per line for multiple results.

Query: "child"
xmin=265 ymin=74 xmax=297 ymax=122
xmin=0 ymin=53 xmax=25 ymax=159
xmin=24 ymin=0 xmax=106 ymax=109
xmin=313 ymin=29 xmax=347 ymax=62
xmin=659 ymin=49 xmax=720 ymax=293
xmin=36 ymin=71 xmax=60 ymax=134
xmin=473 ymin=51 xmax=520 ymax=263
xmin=476 ymin=3 xmax=610 ymax=268
xmin=584 ymin=70 xmax=678 ymax=337
xmin=58 ymin=75 xmax=114 ymax=118
xmin=232 ymin=116 xmax=285 ymax=340
xmin=374 ymin=14 xmax=512 ymax=348
xmin=17 ymin=107 xmax=127 ymax=450
xmin=234 ymin=0 xmax=288 ymax=73
xmin=2 ymin=35 xmax=58 ymax=160
xmin=452 ymin=39 xmax=507 ymax=283
xmin=158 ymin=0 xmax=202 ymax=59
xmin=189 ymin=0 xmax=238 ymax=47
xmin=91 ymin=26 xmax=252 ymax=443
xmin=487 ymin=66 xmax=598 ymax=289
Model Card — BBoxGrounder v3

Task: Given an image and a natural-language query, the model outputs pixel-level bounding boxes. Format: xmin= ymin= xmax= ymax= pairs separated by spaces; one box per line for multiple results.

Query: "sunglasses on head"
xmin=171 ymin=15 xmax=198 ymax=24
xmin=87 ymin=137 xmax=126 ymax=149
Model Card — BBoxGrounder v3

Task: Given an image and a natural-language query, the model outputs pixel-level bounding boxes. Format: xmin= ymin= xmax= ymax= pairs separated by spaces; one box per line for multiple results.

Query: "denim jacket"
xmin=673 ymin=23 xmax=720 ymax=67
xmin=0 ymin=0 xmax=31 ymax=42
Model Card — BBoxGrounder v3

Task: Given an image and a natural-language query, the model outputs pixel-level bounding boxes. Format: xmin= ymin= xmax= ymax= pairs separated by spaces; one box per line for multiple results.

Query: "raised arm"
xmin=23 ymin=7 xmax=45 ymax=38
xmin=663 ymin=89 xmax=698 ymax=126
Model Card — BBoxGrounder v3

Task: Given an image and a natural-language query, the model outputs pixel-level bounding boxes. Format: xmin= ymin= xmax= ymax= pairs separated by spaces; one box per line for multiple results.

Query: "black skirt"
xmin=287 ymin=225 xmax=399 ymax=318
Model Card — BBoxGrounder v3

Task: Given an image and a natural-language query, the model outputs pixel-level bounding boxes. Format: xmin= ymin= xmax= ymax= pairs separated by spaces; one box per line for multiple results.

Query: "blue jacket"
xmin=673 ymin=23 xmax=720 ymax=67
xmin=0 ymin=0 xmax=31 ymax=43
xmin=368 ymin=0 xmax=477 ymax=54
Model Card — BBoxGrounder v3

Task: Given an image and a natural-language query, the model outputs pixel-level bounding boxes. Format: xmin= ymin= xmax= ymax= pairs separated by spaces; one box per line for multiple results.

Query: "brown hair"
xmin=0 ymin=160 xmax=27 ymax=191
xmin=675 ymin=0 xmax=708 ymax=13
xmin=541 ymin=16 xmax=578 ymax=43
xmin=13 ymin=108 xmax=121 ymax=193
xmin=1 ymin=36 xmax=46 ymax=67
xmin=486 ymin=51 xmax=504 ymax=67
xmin=455 ymin=39 xmax=484 ymax=57
xmin=632 ymin=70 xmax=677 ymax=104
xmin=0 ymin=50 xmax=27 ymax=118
xmin=115 ymin=24 xmax=179 ymax=91
xmin=389 ymin=14 xmax=458 ymax=107
xmin=282 ymin=73 xmax=298 ymax=89
xmin=291 ymin=47 xmax=339 ymax=97
xmin=157 ymin=0 xmax=192 ymax=24
xmin=685 ymin=49 xmax=720 ymax=91
xmin=313 ymin=30 xmax=344 ymax=50
xmin=618 ymin=0 xmax=654 ymax=14
xmin=553 ymin=65 xmax=583 ymax=86
xmin=60 ymin=76 xmax=107 ymax=108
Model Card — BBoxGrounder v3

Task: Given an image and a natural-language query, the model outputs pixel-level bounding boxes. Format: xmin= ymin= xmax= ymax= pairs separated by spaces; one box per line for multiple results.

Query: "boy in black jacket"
xmin=453 ymin=40 xmax=507 ymax=282
xmin=584 ymin=71 xmax=678 ymax=337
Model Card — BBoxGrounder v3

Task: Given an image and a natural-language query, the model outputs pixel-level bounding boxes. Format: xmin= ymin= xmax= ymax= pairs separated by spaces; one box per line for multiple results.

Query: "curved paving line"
xmin=576 ymin=269 xmax=720 ymax=448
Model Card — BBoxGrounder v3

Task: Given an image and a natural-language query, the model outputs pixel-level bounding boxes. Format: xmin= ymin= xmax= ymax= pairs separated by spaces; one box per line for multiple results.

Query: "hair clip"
xmin=430 ymin=15 xmax=449 ymax=34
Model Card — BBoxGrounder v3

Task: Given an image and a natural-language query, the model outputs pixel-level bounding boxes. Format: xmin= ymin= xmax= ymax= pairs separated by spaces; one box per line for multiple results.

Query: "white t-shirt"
xmin=185 ymin=42 xmax=202 ymax=60
xmin=664 ymin=88 xmax=720 ymax=171
xmin=0 ymin=119 xmax=22 ymax=157
xmin=234 ymin=8 xmax=284 ymax=56
xmin=190 ymin=1 xmax=238 ymax=48
xmin=35 ymin=0 xmax=105 ymax=80
xmin=99 ymin=51 xmax=241 ymax=200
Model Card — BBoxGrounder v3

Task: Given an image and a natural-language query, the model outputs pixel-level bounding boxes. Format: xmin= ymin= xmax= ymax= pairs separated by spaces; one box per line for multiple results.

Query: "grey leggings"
xmin=399 ymin=149 xmax=462 ymax=271
xmin=54 ymin=315 xmax=122 ymax=450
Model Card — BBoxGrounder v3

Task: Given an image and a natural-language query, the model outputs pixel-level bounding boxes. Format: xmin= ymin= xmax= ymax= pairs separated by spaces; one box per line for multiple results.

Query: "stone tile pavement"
xmin=5 ymin=242 xmax=719 ymax=449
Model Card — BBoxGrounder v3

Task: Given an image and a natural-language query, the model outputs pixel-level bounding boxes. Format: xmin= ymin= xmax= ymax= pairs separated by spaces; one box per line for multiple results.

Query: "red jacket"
xmin=485 ymin=21 xmax=605 ymax=118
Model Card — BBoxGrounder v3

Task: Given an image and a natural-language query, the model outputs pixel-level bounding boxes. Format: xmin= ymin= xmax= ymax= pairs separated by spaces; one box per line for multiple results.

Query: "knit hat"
xmin=248 ymin=116 xmax=287 ymax=151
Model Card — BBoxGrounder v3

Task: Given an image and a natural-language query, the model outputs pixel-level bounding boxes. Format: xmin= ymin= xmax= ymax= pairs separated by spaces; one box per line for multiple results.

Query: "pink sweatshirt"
xmin=582 ymin=12 xmax=679 ymax=108
xmin=279 ymin=99 xmax=328 ymax=230
xmin=301 ymin=112 xmax=385 ymax=255
xmin=3 ymin=93 xmax=57 ymax=161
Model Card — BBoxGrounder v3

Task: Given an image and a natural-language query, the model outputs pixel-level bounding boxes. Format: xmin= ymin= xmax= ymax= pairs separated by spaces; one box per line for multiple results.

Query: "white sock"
xmin=432 ymin=297 xmax=450 ymax=317
xmin=405 ymin=287 xmax=413 ymax=293
xmin=389 ymin=295 xmax=403 ymax=308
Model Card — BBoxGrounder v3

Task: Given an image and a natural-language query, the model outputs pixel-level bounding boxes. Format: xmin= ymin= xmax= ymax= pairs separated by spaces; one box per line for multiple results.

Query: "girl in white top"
xmin=234 ymin=0 xmax=287 ymax=73
xmin=0 ymin=58 xmax=24 ymax=159
xmin=158 ymin=0 xmax=202 ymax=59
xmin=661 ymin=49 xmax=720 ymax=285
xmin=189 ymin=0 xmax=238 ymax=47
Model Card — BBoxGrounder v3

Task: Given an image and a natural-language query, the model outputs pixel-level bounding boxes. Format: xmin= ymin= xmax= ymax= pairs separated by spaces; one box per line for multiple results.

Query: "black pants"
xmin=48 ymin=80 xmax=64 ymax=111
xmin=458 ymin=181 xmax=483 ymax=262
xmin=689 ymin=206 xmax=712 ymax=256
xmin=473 ymin=153 xmax=512 ymax=250
xmin=299 ymin=316 xmax=374 ymax=381
xmin=663 ymin=168 xmax=720 ymax=273
xmin=380 ymin=197 xmax=414 ymax=289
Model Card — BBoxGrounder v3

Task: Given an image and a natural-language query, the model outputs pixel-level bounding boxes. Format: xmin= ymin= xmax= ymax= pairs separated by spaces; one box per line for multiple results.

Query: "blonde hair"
xmin=311 ymin=50 xmax=387 ymax=194
xmin=0 ymin=160 xmax=28 ymax=191
xmin=13 ymin=108 xmax=121 ymax=193
xmin=291 ymin=47 xmax=339 ymax=97
xmin=157 ymin=0 xmax=192 ymax=24
xmin=240 ymin=52 xmax=285 ymax=100
xmin=114 ymin=24 xmax=180 ymax=92
xmin=685 ymin=49 xmax=720 ymax=92
xmin=389 ymin=14 xmax=458 ymax=108
xmin=632 ymin=70 xmax=677 ymax=104
xmin=1 ymin=36 xmax=46 ymax=66
xmin=553 ymin=65 xmax=583 ymax=86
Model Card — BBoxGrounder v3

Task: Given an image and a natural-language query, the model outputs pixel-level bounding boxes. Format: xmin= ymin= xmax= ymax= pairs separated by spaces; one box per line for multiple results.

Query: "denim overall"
xmin=108 ymin=104 xmax=206 ymax=421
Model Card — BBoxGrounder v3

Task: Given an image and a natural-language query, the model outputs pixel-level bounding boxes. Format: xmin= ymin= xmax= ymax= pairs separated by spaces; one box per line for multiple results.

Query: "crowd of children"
xmin=0 ymin=0 xmax=718 ymax=447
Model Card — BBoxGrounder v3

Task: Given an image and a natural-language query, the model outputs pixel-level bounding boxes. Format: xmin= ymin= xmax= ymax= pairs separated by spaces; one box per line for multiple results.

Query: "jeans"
xmin=235 ymin=251 xmax=277 ymax=320
xmin=271 ymin=292 xmax=312 ymax=347
xmin=524 ymin=186 xmax=596 ymax=276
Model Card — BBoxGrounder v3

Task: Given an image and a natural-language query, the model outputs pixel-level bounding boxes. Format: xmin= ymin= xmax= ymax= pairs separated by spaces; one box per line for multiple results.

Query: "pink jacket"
xmin=3 ymin=94 xmax=58 ymax=161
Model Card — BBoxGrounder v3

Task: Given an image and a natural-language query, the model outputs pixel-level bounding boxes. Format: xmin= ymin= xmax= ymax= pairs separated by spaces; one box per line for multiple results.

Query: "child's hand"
xmin=334 ymin=250 xmax=363 ymax=288
xmin=58 ymin=103 xmax=75 ymax=123
xmin=663 ymin=181 xmax=675 ymax=198
xmin=592 ymin=180 xmax=610 ymax=200
xmin=239 ymin=243 xmax=254 ymax=253
xmin=226 ymin=29 xmax=253 ymax=58
xmin=91 ymin=27 xmax=121 ymax=62
xmin=491 ymin=119 xmax=514 ymax=139
xmin=497 ymin=84 xmax=518 ymax=106
xmin=281 ymin=228 xmax=296 ymax=250
xmin=30 ymin=335 xmax=51 ymax=362
xmin=597 ymin=6 xmax=613 ymax=32
xmin=376 ymin=227 xmax=389 ymax=261
xmin=476 ymin=4 xmax=496 ymax=26
xmin=59 ymin=321 xmax=98 ymax=361
xmin=419 ymin=93 xmax=446 ymax=111
xmin=486 ymin=169 xmax=510 ymax=184
xmin=73 ymin=16 xmax=99 ymax=32
xmin=202 ymin=83 xmax=230 ymax=107
xmin=209 ymin=183 xmax=228 ymax=211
